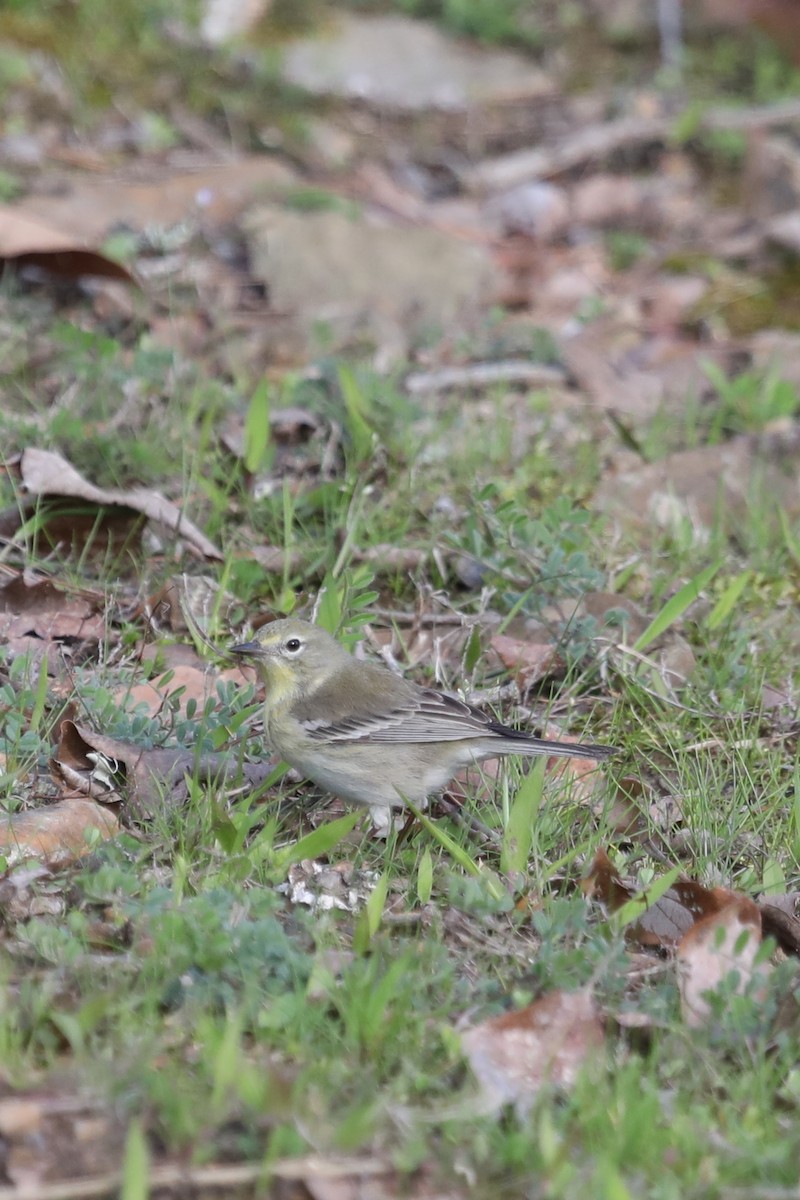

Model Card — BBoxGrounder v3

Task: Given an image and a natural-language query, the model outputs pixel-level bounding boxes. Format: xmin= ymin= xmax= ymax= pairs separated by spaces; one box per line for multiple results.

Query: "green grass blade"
xmin=271 ymin=810 xmax=361 ymax=873
xmin=417 ymin=847 xmax=433 ymax=904
xmin=354 ymin=871 xmax=390 ymax=953
xmin=633 ymin=561 xmax=723 ymax=652
xmin=120 ymin=1121 xmax=149 ymax=1200
xmin=403 ymin=799 xmax=505 ymax=902
xmin=243 ymin=379 xmax=272 ymax=473
xmin=611 ymin=867 xmax=681 ymax=933
xmin=501 ymin=758 xmax=544 ymax=875
xmin=28 ymin=655 xmax=49 ymax=734
xmin=706 ymin=570 xmax=752 ymax=631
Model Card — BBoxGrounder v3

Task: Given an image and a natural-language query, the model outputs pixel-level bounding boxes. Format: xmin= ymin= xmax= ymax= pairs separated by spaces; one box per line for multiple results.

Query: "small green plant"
xmin=605 ymin=230 xmax=650 ymax=272
xmin=314 ymin=565 xmax=379 ymax=644
xmin=242 ymin=379 xmax=274 ymax=474
xmin=396 ymin=0 xmax=543 ymax=46
xmin=500 ymin=757 xmax=544 ymax=875
xmin=703 ymin=362 xmax=800 ymax=438
xmin=282 ymin=187 xmax=360 ymax=218
xmin=353 ymin=872 xmax=390 ymax=953
xmin=446 ymin=489 xmax=606 ymax=656
xmin=0 ymin=168 xmax=22 ymax=202
xmin=633 ymin=559 xmax=722 ymax=652
xmin=120 ymin=1121 xmax=149 ymax=1200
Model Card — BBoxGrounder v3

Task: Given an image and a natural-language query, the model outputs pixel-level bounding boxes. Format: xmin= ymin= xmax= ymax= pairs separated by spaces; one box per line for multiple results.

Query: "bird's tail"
xmin=514 ymin=736 xmax=617 ymax=762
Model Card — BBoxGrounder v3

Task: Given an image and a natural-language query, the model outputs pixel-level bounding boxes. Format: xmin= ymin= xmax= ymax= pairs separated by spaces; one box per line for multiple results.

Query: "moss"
xmin=688 ymin=262 xmax=800 ymax=336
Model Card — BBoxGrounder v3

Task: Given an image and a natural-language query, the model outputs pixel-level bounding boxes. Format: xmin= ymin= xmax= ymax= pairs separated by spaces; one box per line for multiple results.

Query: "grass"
xmin=3 ymin=2 xmax=800 ymax=1195
xmin=2 ymin=279 xmax=800 ymax=1194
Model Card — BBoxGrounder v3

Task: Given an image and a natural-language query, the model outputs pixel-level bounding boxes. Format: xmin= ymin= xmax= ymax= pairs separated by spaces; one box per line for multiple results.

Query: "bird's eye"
xmin=285 ymin=638 xmax=303 ymax=653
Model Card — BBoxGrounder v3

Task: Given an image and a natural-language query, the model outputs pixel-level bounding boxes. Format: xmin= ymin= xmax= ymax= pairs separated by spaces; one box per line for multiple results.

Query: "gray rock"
xmin=593 ymin=427 xmax=800 ymax=535
xmin=281 ymin=13 xmax=551 ymax=113
xmin=767 ymin=211 xmax=800 ymax=256
xmin=484 ymin=181 xmax=570 ymax=239
xmin=246 ymin=207 xmax=500 ymax=362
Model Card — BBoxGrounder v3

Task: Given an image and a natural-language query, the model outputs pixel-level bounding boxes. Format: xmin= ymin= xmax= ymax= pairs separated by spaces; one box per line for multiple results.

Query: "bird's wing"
xmin=298 ymin=688 xmax=519 ymax=745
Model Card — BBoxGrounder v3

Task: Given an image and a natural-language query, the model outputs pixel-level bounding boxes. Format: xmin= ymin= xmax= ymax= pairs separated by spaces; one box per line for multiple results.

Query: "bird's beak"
xmin=229 ymin=640 xmax=263 ymax=657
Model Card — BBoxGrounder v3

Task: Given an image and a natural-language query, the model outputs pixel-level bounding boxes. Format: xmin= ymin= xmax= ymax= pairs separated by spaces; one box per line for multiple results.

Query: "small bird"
xmin=231 ymin=618 xmax=616 ymax=832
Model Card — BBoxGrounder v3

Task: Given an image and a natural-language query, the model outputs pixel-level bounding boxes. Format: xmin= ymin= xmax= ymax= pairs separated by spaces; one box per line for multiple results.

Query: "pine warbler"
xmin=231 ymin=618 xmax=615 ymax=832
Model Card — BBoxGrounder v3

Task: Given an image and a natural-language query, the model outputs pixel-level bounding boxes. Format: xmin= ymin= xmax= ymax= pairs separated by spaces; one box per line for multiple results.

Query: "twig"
xmin=0 ymin=1161 xmax=262 ymax=1200
xmin=0 ymin=1155 xmax=392 ymax=1200
xmin=464 ymin=116 xmax=667 ymax=192
xmin=178 ymin=574 xmax=222 ymax=658
xmin=657 ymin=0 xmax=682 ymax=72
xmin=405 ymin=361 xmax=566 ymax=395
xmin=437 ymin=794 xmax=500 ymax=844
xmin=683 ymin=735 xmax=792 ymax=753
xmin=465 ymin=97 xmax=800 ymax=193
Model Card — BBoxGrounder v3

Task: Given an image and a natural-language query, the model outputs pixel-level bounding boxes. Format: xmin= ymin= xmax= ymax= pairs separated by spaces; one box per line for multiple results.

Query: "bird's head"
xmin=230 ymin=618 xmax=343 ymax=700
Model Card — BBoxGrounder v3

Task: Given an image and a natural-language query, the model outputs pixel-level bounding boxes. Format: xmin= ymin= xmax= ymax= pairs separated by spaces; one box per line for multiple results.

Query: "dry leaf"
xmin=278 ymin=860 xmax=378 ymax=913
xmin=489 ymin=632 xmax=562 ymax=689
xmin=0 ymin=570 xmax=106 ymax=674
xmin=545 ymin=746 xmax=609 ymax=808
xmin=52 ymin=720 xmax=276 ymax=822
xmin=0 ymin=1087 xmax=126 ymax=1191
xmin=8 ymin=448 xmax=222 ymax=561
xmin=0 ymin=497 xmax=145 ymax=564
xmin=355 ymin=544 xmax=427 ymax=572
xmin=758 ymin=895 xmax=800 ymax=958
xmin=24 ymin=158 xmax=296 ymax=243
xmin=269 ymin=1155 xmax=397 ymax=1200
xmin=582 ymin=849 xmax=739 ymax=949
xmin=141 ymin=575 xmax=237 ymax=635
xmin=122 ymin=663 xmax=249 ymax=719
xmin=0 ymin=801 xmax=119 ymax=868
xmin=0 ymin=862 xmax=67 ymax=921
xmin=677 ymin=898 xmax=769 ymax=1028
xmin=462 ymin=989 xmax=604 ymax=1116
xmin=603 ymin=775 xmax=652 ymax=840
xmin=202 ymin=0 xmax=271 ymax=43
xmin=0 ymin=204 xmax=134 ymax=283
xmin=581 ymin=847 xmax=634 ymax=911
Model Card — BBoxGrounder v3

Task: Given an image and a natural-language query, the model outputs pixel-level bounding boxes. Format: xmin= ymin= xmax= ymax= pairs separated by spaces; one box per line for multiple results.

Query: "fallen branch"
xmin=465 ymin=97 xmax=800 ymax=194
xmin=405 ymin=360 xmax=565 ymax=395
xmin=0 ymin=1155 xmax=393 ymax=1200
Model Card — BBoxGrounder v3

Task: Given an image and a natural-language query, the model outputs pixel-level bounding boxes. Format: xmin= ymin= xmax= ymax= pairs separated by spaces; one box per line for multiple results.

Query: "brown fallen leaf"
xmin=602 ymin=775 xmax=652 ymax=841
xmin=139 ymin=574 xmax=238 ymax=635
xmin=677 ymin=898 xmax=769 ymax=1029
xmin=0 ymin=862 xmax=67 ymax=921
xmin=489 ymin=632 xmax=563 ymax=689
xmin=141 ymin=641 xmax=213 ymax=670
xmin=355 ymin=544 xmax=427 ymax=572
xmin=7 ymin=448 xmax=222 ymax=562
xmin=582 ymin=849 xmax=739 ymax=949
xmin=269 ymin=1155 xmax=397 ymax=1200
xmin=580 ymin=847 xmax=634 ymax=911
xmin=544 ymin=743 xmax=610 ymax=809
xmin=0 ymin=1086 xmax=127 ymax=1192
xmin=51 ymin=720 xmax=277 ymax=822
xmin=0 ymin=496 xmax=145 ymax=564
xmin=0 ymin=801 xmax=120 ymax=869
xmin=221 ymin=406 xmax=321 ymax=459
xmin=0 ymin=570 xmax=107 ymax=674
xmin=122 ymin=662 xmax=250 ymax=720
xmin=0 ymin=204 xmax=134 ymax=283
xmin=23 ymin=157 xmax=297 ymax=243
xmin=758 ymin=896 xmax=800 ymax=958
xmin=462 ymin=989 xmax=604 ymax=1116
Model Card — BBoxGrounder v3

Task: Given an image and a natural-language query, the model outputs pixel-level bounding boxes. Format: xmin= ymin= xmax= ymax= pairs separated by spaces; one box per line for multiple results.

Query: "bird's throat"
xmin=262 ymin=658 xmax=302 ymax=714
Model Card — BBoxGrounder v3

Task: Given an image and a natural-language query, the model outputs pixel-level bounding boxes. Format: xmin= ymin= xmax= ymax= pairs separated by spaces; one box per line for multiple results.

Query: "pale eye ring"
xmin=285 ymin=638 xmax=302 ymax=653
